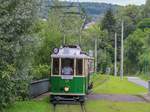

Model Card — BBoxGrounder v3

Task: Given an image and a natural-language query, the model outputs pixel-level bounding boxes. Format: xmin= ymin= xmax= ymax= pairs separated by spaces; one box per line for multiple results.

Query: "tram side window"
xmin=61 ymin=58 xmax=74 ymax=75
xmin=53 ymin=58 xmax=59 ymax=75
xmin=76 ymin=59 xmax=83 ymax=75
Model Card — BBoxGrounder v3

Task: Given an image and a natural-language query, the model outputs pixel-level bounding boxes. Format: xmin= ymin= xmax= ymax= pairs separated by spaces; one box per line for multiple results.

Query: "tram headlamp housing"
xmin=53 ymin=48 xmax=59 ymax=54
xmin=64 ymin=87 xmax=69 ymax=92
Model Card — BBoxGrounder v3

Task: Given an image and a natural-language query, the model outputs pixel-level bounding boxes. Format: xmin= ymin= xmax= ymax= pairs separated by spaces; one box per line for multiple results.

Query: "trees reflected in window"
xmin=52 ymin=58 xmax=59 ymax=75
xmin=76 ymin=59 xmax=83 ymax=75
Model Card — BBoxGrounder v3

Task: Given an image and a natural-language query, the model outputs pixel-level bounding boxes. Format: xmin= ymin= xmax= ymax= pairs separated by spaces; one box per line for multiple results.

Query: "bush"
xmin=0 ymin=77 xmax=15 ymax=111
xmin=31 ymin=64 xmax=50 ymax=80
xmin=0 ymin=65 xmax=16 ymax=111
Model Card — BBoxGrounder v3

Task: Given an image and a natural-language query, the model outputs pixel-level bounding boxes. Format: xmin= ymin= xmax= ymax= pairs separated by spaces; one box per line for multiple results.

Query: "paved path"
xmin=87 ymin=94 xmax=146 ymax=102
xmin=127 ymin=77 xmax=148 ymax=89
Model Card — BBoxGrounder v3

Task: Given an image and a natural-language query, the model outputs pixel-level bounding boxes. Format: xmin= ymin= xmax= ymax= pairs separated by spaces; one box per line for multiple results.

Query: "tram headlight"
xmin=64 ymin=87 xmax=69 ymax=92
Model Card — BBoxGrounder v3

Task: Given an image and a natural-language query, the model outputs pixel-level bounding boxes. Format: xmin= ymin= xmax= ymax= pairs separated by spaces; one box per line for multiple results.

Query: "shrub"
xmin=31 ymin=64 xmax=50 ymax=80
xmin=0 ymin=65 xmax=16 ymax=111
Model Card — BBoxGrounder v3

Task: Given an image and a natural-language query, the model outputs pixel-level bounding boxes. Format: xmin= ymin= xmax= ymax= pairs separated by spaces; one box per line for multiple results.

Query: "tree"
xmin=31 ymin=1 xmax=86 ymax=79
xmin=49 ymin=1 xmax=85 ymax=45
xmin=101 ymin=9 xmax=116 ymax=67
xmin=138 ymin=18 xmax=150 ymax=30
xmin=82 ymin=24 xmax=113 ymax=73
xmin=138 ymin=29 xmax=150 ymax=73
xmin=115 ymin=5 xmax=141 ymax=38
xmin=0 ymin=0 xmax=38 ymax=110
xmin=125 ymin=29 xmax=147 ymax=74
xmin=101 ymin=9 xmax=116 ymax=33
xmin=142 ymin=0 xmax=150 ymax=18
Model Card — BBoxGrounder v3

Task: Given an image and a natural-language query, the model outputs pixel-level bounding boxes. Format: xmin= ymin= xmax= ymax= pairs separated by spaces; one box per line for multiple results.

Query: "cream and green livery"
xmin=50 ymin=45 xmax=94 ymax=103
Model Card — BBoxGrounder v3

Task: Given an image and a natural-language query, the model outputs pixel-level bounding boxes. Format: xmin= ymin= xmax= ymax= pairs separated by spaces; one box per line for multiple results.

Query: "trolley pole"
xmin=114 ymin=32 xmax=117 ymax=77
xmin=95 ymin=38 xmax=97 ymax=72
xmin=120 ymin=20 xmax=124 ymax=79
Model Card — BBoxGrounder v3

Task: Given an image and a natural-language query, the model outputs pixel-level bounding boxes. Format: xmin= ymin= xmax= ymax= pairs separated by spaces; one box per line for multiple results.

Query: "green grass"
xmin=86 ymin=100 xmax=150 ymax=112
xmin=5 ymin=74 xmax=149 ymax=112
xmin=54 ymin=104 xmax=81 ymax=112
xmin=90 ymin=74 xmax=109 ymax=88
xmin=92 ymin=75 xmax=147 ymax=94
xmin=6 ymin=98 xmax=51 ymax=112
xmin=5 ymin=98 xmax=150 ymax=112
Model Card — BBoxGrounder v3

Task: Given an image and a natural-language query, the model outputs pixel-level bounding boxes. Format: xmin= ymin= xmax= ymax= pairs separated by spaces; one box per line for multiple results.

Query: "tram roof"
xmin=51 ymin=45 xmax=94 ymax=59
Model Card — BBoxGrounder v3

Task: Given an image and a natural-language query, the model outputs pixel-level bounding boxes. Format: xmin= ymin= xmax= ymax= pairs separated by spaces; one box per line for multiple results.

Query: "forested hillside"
xmin=39 ymin=1 xmax=119 ymax=20
xmin=64 ymin=2 xmax=119 ymax=20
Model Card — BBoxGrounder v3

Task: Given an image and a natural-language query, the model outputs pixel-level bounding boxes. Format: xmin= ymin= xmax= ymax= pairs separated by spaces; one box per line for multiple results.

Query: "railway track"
xmin=80 ymin=103 xmax=86 ymax=112
xmin=51 ymin=102 xmax=87 ymax=112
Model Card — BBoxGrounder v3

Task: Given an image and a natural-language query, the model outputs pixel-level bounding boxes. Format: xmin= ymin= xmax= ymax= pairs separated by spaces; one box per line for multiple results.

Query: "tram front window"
xmin=76 ymin=59 xmax=83 ymax=75
xmin=52 ymin=58 xmax=59 ymax=75
xmin=61 ymin=59 xmax=74 ymax=75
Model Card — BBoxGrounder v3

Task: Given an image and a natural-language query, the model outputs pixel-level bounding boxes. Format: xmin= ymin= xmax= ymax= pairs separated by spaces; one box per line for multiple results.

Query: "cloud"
xmin=60 ymin=0 xmax=146 ymax=6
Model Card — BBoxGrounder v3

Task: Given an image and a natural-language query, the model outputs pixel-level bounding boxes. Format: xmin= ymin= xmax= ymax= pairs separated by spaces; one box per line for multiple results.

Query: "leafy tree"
xmin=138 ymin=18 xmax=150 ymax=30
xmin=138 ymin=29 xmax=150 ymax=73
xmin=101 ymin=9 xmax=116 ymax=33
xmin=115 ymin=5 xmax=141 ymax=38
xmin=49 ymin=1 xmax=84 ymax=45
xmin=0 ymin=0 xmax=38 ymax=110
xmin=83 ymin=24 xmax=113 ymax=73
xmin=125 ymin=29 xmax=147 ymax=74
xmin=142 ymin=0 xmax=150 ymax=18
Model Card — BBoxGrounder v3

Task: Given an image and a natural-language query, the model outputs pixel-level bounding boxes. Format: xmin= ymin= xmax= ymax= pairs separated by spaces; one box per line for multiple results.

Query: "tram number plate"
xmin=61 ymin=75 xmax=73 ymax=80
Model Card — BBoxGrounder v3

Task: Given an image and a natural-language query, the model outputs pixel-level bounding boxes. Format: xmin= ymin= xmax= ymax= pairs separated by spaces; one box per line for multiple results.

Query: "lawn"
xmin=86 ymin=100 xmax=150 ymax=112
xmin=92 ymin=74 xmax=147 ymax=94
xmin=5 ymin=74 xmax=149 ymax=112
xmin=6 ymin=100 xmax=51 ymax=112
xmin=5 ymin=98 xmax=150 ymax=112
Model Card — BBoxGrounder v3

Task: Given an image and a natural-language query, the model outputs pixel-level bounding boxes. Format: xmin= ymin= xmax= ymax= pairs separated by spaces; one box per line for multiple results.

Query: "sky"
xmin=60 ymin=0 xmax=146 ymax=6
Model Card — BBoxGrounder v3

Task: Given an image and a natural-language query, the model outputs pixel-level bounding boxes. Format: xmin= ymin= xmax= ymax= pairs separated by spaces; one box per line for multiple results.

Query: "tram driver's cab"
xmin=62 ymin=59 xmax=73 ymax=75
xmin=51 ymin=45 xmax=89 ymax=78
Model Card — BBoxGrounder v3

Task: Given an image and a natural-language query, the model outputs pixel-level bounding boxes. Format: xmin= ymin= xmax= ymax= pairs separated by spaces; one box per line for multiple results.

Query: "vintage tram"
xmin=50 ymin=45 xmax=94 ymax=103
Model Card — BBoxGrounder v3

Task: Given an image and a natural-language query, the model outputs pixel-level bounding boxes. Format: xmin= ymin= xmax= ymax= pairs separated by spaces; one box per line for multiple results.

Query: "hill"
xmin=39 ymin=1 xmax=120 ymax=21
xmin=72 ymin=2 xmax=119 ymax=21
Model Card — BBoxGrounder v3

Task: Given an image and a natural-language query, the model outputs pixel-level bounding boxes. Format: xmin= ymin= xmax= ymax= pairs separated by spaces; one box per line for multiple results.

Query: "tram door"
xmin=76 ymin=59 xmax=83 ymax=93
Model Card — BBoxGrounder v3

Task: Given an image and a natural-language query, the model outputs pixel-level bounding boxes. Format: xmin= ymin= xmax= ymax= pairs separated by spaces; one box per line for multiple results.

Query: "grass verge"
xmin=92 ymin=75 xmax=147 ymax=95
xmin=5 ymin=98 xmax=150 ymax=112
xmin=86 ymin=100 xmax=150 ymax=112
xmin=5 ymin=74 xmax=149 ymax=112
xmin=5 ymin=98 xmax=51 ymax=112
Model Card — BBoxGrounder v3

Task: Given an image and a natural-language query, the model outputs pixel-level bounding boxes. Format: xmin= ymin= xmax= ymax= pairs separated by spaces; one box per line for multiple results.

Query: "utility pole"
xmin=120 ymin=20 xmax=124 ymax=79
xmin=114 ymin=32 xmax=117 ymax=77
xmin=95 ymin=38 xmax=97 ymax=72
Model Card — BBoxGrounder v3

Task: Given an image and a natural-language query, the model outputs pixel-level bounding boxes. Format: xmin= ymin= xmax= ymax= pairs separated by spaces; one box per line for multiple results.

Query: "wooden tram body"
xmin=50 ymin=45 xmax=94 ymax=103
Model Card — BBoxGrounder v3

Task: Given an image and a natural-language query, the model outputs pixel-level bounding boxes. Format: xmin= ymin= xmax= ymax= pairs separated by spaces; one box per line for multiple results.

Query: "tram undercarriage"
xmin=50 ymin=95 xmax=85 ymax=104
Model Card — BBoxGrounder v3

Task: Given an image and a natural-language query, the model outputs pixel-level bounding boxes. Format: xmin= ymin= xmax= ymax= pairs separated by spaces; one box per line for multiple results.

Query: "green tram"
xmin=50 ymin=45 xmax=94 ymax=103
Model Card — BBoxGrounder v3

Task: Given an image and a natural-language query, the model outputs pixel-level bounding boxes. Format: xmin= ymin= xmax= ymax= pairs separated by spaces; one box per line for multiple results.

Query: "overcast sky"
xmin=60 ymin=0 xmax=146 ymax=6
